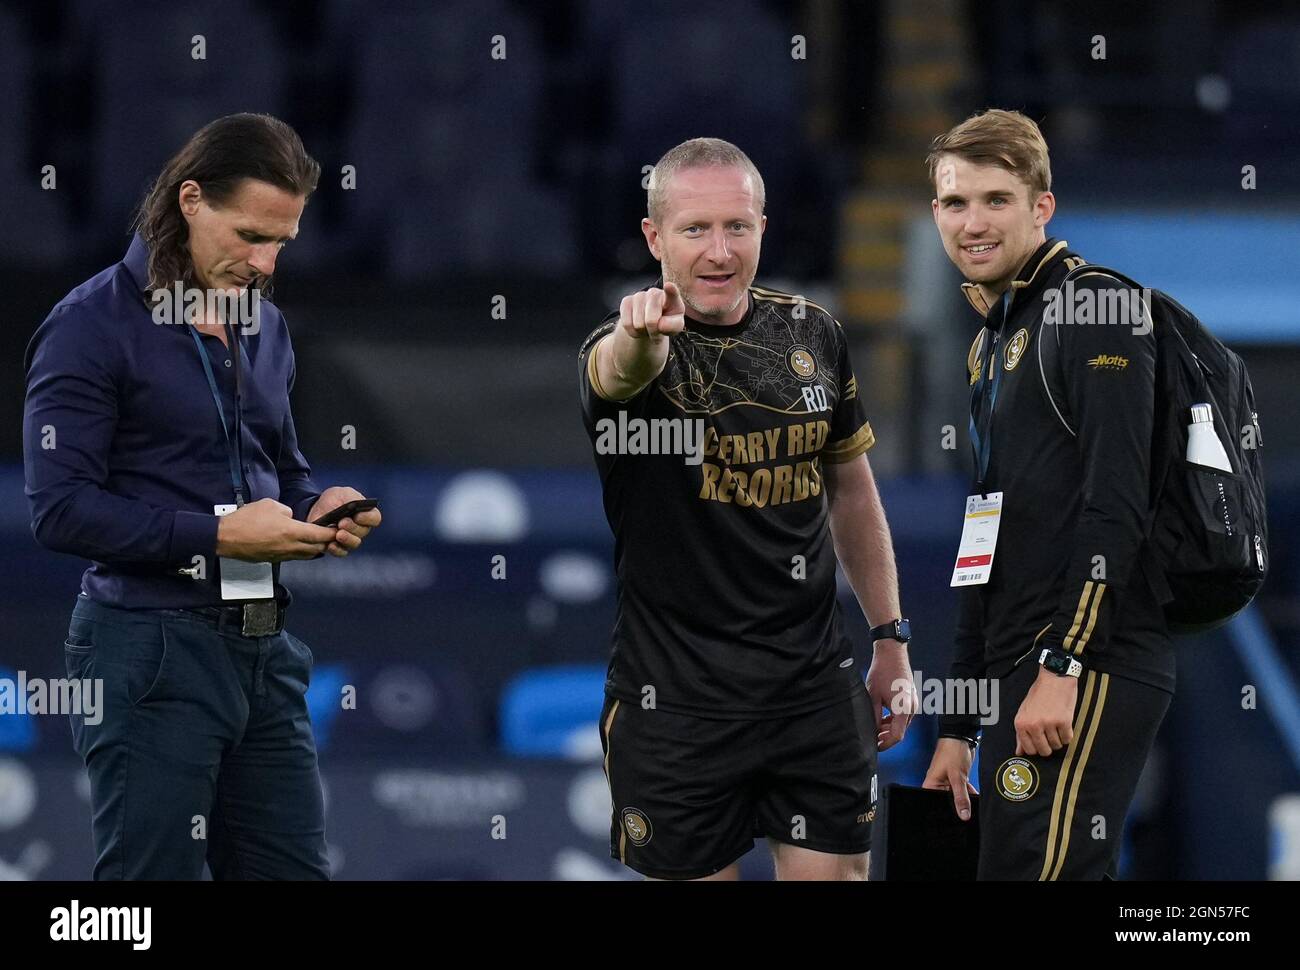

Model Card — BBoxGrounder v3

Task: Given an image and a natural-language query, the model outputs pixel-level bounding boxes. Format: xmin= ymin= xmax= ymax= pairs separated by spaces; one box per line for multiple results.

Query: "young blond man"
xmin=921 ymin=110 xmax=1174 ymax=880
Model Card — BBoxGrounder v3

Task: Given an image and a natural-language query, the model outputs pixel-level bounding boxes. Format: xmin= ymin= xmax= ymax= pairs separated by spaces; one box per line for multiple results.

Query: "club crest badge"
xmin=996 ymin=757 xmax=1039 ymax=802
xmin=788 ymin=346 xmax=817 ymax=381
xmin=1003 ymin=328 xmax=1029 ymax=371
xmin=622 ymin=807 xmax=653 ymax=846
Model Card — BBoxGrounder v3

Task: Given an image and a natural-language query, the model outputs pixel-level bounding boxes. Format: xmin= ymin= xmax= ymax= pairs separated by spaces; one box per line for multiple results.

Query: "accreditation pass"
xmin=214 ymin=503 xmax=274 ymax=600
xmin=951 ymin=492 xmax=1003 ymax=587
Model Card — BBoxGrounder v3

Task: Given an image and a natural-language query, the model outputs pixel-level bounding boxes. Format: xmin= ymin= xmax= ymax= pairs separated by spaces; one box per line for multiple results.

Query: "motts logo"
xmin=1087 ymin=353 xmax=1129 ymax=370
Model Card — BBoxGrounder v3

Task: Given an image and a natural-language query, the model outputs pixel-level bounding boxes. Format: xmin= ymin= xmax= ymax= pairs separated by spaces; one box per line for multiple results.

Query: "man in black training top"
xmin=921 ymin=110 xmax=1175 ymax=879
xmin=579 ymin=138 xmax=915 ymax=880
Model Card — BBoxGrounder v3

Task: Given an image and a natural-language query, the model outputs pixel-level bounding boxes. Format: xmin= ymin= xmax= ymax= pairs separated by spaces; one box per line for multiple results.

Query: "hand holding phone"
xmin=310 ymin=498 xmax=379 ymax=528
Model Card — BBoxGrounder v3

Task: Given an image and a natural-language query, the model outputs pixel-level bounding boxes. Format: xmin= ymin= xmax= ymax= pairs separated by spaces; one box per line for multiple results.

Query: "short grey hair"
xmin=646 ymin=137 xmax=766 ymax=223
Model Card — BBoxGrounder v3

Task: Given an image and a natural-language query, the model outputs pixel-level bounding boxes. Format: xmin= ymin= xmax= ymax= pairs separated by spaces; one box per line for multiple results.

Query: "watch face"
xmin=1040 ymin=650 xmax=1071 ymax=675
xmin=873 ymin=620 xmax=911 ymax=643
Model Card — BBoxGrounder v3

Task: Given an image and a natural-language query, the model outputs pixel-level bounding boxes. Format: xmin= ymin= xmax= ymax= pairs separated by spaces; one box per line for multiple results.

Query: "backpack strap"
xmin=1036 ymin=289 xmax=1075 ymax=437
xmin=1037 ymin=261 xmax=1150 ymax=437
xmin=1039 ymin=262 xmax=1176 ymax=606
xmin=1036 ymin=261 xmax=1115 ymax=434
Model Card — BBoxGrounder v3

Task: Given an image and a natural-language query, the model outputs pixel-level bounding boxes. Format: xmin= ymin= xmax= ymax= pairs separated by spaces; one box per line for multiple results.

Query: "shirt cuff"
xmin=822 ymin=421 xmax=875 ymax=463
xmin=170 ymin=510 xmax=219 ymax=566
xmin=938 ymin=714 xmax=982 ymax=744
xmin=1049 ymin=579 xmax=1112 ymax=659
xmin=292 ymin=493 xmax=323 ymax=522
xmin=587 ymin=338 xmax=642 ymax=403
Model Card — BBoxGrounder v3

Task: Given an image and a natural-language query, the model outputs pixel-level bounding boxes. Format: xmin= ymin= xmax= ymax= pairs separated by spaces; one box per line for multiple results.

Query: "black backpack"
xmin=1038 ymin=264 xmax=1268 ymax=634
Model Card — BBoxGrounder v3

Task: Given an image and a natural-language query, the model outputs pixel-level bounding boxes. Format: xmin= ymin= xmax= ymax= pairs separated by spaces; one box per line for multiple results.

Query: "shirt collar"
xmin=685 ymin=289 xmax=755 ymax=334
xmin=959 ymin=238 xmax=1071 ymax=318
xmin=123 ymin=232 xmax=151 ymax=294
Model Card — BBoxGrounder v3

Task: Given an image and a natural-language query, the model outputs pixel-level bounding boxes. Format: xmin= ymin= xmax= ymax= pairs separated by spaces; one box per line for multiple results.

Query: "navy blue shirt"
xmin=23 ymin=234 xmax=322 ymax=608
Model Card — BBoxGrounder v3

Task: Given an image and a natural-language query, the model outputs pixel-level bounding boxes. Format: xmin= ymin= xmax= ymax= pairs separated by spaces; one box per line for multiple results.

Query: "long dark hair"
xmin=132 ymin=113 xmax=320 ymax=298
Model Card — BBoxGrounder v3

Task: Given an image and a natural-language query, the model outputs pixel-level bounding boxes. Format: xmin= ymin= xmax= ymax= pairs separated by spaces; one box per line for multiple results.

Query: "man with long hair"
xmin=23 ymin=113 xmax=381 ymax=880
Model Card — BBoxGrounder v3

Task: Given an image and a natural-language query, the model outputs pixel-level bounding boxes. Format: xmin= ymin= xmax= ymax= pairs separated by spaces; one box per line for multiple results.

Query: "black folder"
xmin=869 ymin=783 xmax=981 ymax=881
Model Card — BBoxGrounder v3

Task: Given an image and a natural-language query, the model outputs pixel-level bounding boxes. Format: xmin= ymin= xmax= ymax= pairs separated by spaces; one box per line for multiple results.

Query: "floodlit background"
xmin=1 ymin=0 xmax=1298 ymax=879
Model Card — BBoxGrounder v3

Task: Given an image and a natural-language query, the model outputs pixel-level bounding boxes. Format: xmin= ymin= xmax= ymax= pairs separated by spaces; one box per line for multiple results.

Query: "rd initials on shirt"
xmin=801 ymin=385 xmax=829 ymax=412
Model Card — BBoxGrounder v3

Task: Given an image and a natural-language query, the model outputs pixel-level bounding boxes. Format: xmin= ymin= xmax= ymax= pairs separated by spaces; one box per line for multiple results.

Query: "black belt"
xmin=183 ymin=600 xmax=286 ymax=637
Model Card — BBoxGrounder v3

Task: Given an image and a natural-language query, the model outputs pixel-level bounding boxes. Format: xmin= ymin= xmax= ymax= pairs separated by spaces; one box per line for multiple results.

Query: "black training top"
xmin=579 ymin=283 xmax=874 ymax=719
xmin=941 ymin=239 xmax=1176 ymax=741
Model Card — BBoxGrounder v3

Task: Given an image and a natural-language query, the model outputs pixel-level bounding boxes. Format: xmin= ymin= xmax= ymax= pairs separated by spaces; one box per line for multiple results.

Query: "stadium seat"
xmin=499 ymin=664 xmax=607 ymax=758
xmin=338 ymin=0 xmax=577 ymax=277
xmin=72 ymin=0 xmax=286 ymax=242
xmin=1222 ymin=20 xmax=1300 ymax=148
xmin=0 ymin=8 xmax=73 ymax=267
xmin=0 ymin=667 xmax=37 ymax=752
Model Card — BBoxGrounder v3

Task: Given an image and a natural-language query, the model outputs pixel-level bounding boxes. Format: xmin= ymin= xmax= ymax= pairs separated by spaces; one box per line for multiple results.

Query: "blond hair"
xmin=926 ymin=109 xmax=1051 ymax=197
xmin=647 ymin=137 xmax=765 ymax=222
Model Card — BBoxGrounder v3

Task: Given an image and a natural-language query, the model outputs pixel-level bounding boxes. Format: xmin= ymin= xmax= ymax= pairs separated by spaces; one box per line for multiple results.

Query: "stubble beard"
xmin=663 ymin=258 xmax=752 ymax=321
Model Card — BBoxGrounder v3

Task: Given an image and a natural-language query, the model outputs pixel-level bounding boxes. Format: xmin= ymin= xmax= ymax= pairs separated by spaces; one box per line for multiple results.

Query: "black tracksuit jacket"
xmin=940 ymin=238 xmax=1175 ymax=742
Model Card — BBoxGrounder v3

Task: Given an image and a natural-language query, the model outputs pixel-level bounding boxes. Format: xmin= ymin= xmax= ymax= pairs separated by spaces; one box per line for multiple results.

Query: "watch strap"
xmin=870 ymin=618 xmax=911 ymax=644
xmin=1039 ymin=646 xmax=1083 ymax=678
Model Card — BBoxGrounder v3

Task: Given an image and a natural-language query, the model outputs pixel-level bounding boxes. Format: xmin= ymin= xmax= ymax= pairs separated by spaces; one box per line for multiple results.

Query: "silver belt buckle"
xmin=241 ymin=601 xmax=279 ymax=637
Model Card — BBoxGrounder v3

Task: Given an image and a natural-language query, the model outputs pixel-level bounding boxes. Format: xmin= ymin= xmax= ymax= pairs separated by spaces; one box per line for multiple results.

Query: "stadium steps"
xmin=837 ymin=0 xmax=969 ymax=471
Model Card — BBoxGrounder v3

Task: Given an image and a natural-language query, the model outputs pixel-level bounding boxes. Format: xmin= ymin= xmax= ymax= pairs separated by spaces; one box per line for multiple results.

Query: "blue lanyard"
xmin=968 ymin=290 xmax=1012 ymax=491
xmin=188 ymin=322 xmax=247 ymax=506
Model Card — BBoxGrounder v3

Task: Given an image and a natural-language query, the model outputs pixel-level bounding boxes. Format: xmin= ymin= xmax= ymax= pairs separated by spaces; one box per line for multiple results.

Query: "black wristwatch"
xmin=869 ymin=618 xmax=911 ymax=645
xmin=1038 ymin=645 xmax=1083 ymax=678
xmin=938 ymin=731 xmax=979 ymax=751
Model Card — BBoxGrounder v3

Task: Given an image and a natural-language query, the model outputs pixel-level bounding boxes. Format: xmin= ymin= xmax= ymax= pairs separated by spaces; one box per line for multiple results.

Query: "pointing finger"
xmin=645 ymin=288 xmax=665 ymax=333
xmin=630 ymin=293 xmax=647 ymax=334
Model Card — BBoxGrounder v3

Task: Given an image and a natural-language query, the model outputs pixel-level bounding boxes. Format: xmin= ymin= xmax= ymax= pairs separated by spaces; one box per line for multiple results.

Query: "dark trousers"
xmin=977 ymin=658 xmax=1171 ymax=880
xmin=64 ymin=594 xmax=329 ymax=880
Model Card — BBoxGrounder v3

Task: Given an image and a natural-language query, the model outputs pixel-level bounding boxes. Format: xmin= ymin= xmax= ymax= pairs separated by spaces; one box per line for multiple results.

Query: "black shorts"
xmin=598 ymin=684 xmax=878 ymax=880
xmin=976 ymin=657 xmax=1171 ymax=880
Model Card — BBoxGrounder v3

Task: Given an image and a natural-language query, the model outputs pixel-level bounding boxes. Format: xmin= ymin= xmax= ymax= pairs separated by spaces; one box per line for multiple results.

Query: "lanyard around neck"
xmin=968 ymin=290 xmax=1012 ymax=491
xmin=188 ymin=321 xmax=246 ymax=506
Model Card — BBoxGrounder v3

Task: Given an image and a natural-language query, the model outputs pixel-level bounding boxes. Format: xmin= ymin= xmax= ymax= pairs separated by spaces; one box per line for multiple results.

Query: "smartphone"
xmin=311 ymin=498 xmax=379 ymax=528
